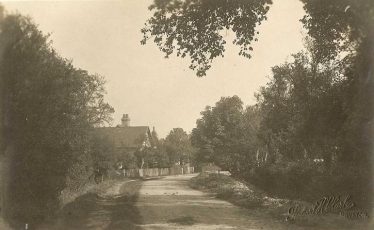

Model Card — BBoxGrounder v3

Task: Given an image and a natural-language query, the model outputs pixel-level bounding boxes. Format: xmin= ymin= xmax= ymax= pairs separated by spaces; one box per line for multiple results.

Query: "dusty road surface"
xmin=135 ymin=174 xmax=302 ymax=230
xmin=44 ymin=174 xmax=371 ymax=230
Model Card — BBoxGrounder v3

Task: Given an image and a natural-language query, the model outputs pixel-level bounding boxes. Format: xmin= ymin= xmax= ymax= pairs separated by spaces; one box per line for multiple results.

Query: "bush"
xmin=247 ymin=161 xmax=372 ymax=211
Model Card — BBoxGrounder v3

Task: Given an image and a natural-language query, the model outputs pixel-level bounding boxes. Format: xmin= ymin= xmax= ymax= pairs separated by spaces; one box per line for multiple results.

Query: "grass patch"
xmin=189 ymin=172 xmax=266 ymax=209
xmin=189 ymin=173 xmax=372 ymax=229
xmin=167 ymin=216 xmax=196 ymax=225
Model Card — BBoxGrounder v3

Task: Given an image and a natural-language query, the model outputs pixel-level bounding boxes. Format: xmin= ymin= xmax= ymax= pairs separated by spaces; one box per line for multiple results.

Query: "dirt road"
xmin=135 ymin=174 xmax=305 ymax=230
xmin=45 ymin=174 xmax=371 ymax=230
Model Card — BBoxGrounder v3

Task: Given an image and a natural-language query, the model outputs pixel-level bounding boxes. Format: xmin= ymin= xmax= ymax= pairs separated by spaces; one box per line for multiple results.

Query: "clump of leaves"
xmin=141 ymin=0 xmax=272 ymax=76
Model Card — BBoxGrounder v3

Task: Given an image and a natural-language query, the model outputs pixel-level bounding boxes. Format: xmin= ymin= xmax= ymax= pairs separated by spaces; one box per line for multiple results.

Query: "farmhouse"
xmin=94 ymin=114 xmax=157 ymax=169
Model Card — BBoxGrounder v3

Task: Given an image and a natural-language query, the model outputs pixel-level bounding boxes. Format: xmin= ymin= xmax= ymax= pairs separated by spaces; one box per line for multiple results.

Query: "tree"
xmin=165 ymin=128 xmax=194 ymax=165
xmin=300 ymin=0 xmax=374 ymax=167
xmin=145 ymin=0 xmax=373 ymax=206
xmin=191 ymin=96 xmax=250 ymax=173
xmin=141 ymin=0 xmax=272 ymax=76
xmin=150 ymin=138 xmax=171 ymax=168
xmin=141 ymin=144 xmax=170 ymax=168
xmin=142 ymin=0 xmax=373 ymax=165
xmin=143 ymin=0 xmax=373 ymax=170
xmin=89 ymin=134 xmax=117 ymax=183
xmin=300 ymin=0 xmax=374 ymax=63
xmin=256 ymin=52 xmax=346 ymax=164
xmin=142 ymin=0 xmax=373 ymax=76
xmin=240 ymin=105 xmax=262 ymax=167
xmin=0 ymin=12 xmax=114 ymax=227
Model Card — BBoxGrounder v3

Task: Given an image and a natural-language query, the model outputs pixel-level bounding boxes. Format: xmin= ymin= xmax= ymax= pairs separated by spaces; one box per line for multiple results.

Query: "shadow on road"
xmin=44 ymin=180 xmax=143 ymax=230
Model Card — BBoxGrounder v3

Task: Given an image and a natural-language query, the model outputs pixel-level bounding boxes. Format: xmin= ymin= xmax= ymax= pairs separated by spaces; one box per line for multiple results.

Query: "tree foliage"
xmin=89 ymin=134 xmax=117 ymax=180
xmin=256 ymin=52 xmax=348 ymax=163
xmin=144 ymin=1 xmax=373 ymax=206
xmin=190 ymin=45 xmax=372 ymax=205
xmin=0 ymin=13 xmax=114 ymax=226
xmin=301 ymin=0 xmax=374 ymax=62
xmin=191 ymin=96 xmax=260 ymax=173
xmin=141 ymin=0 xmax=272 ymax=76
xmin=165 ymin=128 xmax=195 ymax=165
xmin=300 ymin=0 xmax=374 ymax=167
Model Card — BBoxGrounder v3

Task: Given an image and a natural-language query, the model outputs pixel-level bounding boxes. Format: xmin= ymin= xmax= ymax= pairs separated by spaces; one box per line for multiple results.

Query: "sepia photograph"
xmin=0 ymin=0 xmax=373 ymax=229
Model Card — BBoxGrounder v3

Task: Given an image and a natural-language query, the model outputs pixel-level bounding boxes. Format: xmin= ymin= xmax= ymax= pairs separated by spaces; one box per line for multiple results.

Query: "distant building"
xmin=94 ymin=114 xmax=156 ymax=169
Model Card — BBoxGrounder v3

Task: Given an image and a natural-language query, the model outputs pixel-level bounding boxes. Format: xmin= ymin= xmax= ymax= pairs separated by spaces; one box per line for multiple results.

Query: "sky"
xmin=2 ymin=0 xmax=305 ymax=138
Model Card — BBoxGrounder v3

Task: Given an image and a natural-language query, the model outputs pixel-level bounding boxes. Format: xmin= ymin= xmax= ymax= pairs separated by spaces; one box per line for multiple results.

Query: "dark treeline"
xmin=191 ymin=49 xmax=372 ymax=208
xmin=0 ymin=9 xmax=114 ymax=228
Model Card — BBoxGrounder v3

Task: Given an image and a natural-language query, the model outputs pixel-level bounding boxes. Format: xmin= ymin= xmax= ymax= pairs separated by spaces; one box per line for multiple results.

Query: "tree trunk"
xmin=140 ymin=157 xmax=144 ymax=169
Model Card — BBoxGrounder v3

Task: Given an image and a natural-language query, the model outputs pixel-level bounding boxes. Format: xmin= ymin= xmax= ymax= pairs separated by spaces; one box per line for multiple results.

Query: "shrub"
xmin=189 ymin=173 xmax=264 ymax=208
xmin=247 ymin=160 xmax=372 ymax=212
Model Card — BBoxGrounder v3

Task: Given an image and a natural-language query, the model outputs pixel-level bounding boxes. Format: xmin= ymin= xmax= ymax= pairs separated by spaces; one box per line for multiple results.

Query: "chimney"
xmin=120 ymin=114 xmax=130 ymax=127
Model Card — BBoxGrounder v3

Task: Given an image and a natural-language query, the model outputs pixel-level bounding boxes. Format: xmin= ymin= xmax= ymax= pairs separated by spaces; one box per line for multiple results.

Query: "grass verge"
xmin=189 ymin=172 xmax=280 ymax=209
xmin=40 ymin=179 xmax=143 ymax=230
xmin=189 ymin=173 xmax=372 ymax=229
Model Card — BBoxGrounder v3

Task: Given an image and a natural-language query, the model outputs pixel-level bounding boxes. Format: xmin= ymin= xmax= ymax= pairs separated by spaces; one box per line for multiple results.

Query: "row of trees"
xmin=134 ymin=128 xmax=195 ymax=169
xmin=0 ymin=9 xmax=114 ymax=227
xmin=142 ymin=0 xmax=373 ymax=209
xmin=190 ymin=47 xmax=372 ymax=206
xmin=191 ymin=45 xmax=371 ymax=203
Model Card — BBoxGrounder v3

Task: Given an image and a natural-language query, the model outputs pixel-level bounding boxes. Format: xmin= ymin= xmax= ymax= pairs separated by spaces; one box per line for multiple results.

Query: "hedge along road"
xmin=40 ymin=174 xmax=368 ymax=230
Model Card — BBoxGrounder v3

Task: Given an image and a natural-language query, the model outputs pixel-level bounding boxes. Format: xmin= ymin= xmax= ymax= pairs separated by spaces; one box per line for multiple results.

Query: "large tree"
xmin=165 ymin=128 xmax=194 ymax=165
xmin=142 ymin=0 xmax=373 ymax=77
xmin=141 ymin=0 xmax=272 ymax=76
xmin=191 ymin=96 xmax=251 ymax=173
xmin=256 ymin=52 xmax=346 ymax=164
xmin=0 ymin=12 xmax=113 ymax=227
xmin=300 ymin=0 xmax=374 ymax=167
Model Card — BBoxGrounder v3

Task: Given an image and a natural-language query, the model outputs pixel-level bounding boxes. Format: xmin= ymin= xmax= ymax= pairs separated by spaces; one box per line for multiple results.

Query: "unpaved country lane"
xmin=41 ymin=179 xmax=143 ymax=230
xmin=135 ymin=174 xmax=304 ymax=230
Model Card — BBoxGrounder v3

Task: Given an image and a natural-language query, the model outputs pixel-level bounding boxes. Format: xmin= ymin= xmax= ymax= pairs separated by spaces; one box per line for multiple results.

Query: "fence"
xmin=121 ymin=166 xmax=194 ymax=178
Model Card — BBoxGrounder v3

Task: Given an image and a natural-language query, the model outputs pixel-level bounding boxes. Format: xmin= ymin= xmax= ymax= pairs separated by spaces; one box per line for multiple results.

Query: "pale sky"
xmin=2 ymin=0 xmax=305 ymax=137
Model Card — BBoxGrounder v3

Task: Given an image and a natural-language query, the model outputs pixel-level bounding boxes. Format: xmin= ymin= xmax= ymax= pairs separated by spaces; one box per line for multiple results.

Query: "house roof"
xmin=94 ymin=126 xmax=150 ymax=148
